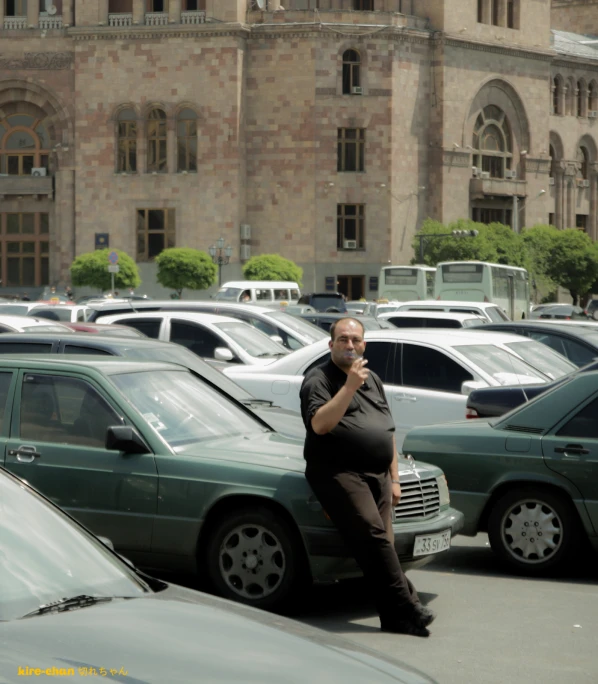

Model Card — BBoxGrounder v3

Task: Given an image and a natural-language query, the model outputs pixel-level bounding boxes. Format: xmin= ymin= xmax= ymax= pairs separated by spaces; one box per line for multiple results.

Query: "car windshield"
xmin=111 ymin=370 xmax=265 ymax=448
xmin=214 ymin=321 xmax=289 ymax=358
xmin=265 ymin=311 xmax=327 ymax=342
xmin=311 ymin=296 xmax=345 ymax=310
xmin=31 ymin=308 xmax=72 ymax=321
xmin=22 ymin=324 xmax=72 ymax=333
xmin=0 ymin=304 xmax=30 ymax=315
xmin=123 ymin=345 xmax=251 ymax=402
xmin=504 ymin=340 xmax=576 ymax=379
xmin=93 ymin=326 xmax=147 ymax=338
xmin=454 ymin=344 xmax=548 ymax=385
xmin=214 ymin=287 xmax=243 ymax=301
xmin=0 ymin=471 xmax=150 ymax=622
xmin=486 ymin=307 xmax=510 ymax=322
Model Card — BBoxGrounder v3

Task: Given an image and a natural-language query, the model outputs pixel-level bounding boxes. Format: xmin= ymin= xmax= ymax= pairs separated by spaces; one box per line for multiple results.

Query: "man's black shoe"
xmin=413 ymin=604 xmax=436 ymax=628
xmin=380 ymin=619 xmax=430 ymax=638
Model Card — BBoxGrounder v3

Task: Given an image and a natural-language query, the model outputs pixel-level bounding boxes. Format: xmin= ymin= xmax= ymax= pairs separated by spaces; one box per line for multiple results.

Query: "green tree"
xmin=242 ymin=253 xmax=303 ymax=286
xmin=155 ymin=248 xmax=217 ymax=299
xmin=544 ymin=229 xmax=598 ymax=304
xmin=70 ymin=249 xmax=141 ymax=292
xmin=520 ymin=224 xmax=560 ymax=301
xmin=412 ymin=219 xmax=499 ymax=265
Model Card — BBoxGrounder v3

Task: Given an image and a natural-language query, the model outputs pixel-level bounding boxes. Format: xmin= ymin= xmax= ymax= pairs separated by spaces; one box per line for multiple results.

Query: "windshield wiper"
xmin=256 ymin=352 xmax=287 ymax=358
xmin=242 ymin=398 xmax=274 ymax=406
xmin=21 ymin=594 xmax=118 ymax=619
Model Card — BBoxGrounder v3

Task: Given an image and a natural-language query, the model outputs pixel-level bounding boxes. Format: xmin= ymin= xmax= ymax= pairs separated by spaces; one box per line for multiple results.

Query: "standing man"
xmin=300 ymin=318 xmax=435 ymax=637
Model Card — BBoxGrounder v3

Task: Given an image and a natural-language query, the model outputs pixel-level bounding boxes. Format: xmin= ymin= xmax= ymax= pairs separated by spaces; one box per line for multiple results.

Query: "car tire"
xmin=205 ymin=506 xmax=307 ymax=612
xmin=488 ymin=487 xmax=582 ymax=575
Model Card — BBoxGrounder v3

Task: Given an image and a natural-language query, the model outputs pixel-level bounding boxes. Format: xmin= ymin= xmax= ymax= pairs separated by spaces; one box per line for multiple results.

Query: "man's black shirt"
xmin=300 ymin=358 xmax=395 ymax=474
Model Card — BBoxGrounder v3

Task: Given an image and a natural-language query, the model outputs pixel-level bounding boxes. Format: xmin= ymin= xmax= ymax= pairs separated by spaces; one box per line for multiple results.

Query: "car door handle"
xmin=394 ymin=394 xmax=417 ymax=402
xmin=554 ymin=444 xmax=589 ymax=456
xmin=8 ymin=445 xmax=42 ymax=463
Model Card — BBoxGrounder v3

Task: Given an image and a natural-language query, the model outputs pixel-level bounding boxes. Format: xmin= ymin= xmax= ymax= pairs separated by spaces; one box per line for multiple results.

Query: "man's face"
xmin=329 ymin=319 xmax=366 ymax=370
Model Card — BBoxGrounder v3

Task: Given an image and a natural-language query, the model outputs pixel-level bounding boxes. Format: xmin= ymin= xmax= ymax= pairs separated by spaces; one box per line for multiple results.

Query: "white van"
xmin=214 ymin=281 xmax=301 ymax=306
xmin=395 ymin=300 xmax=510 ymax=323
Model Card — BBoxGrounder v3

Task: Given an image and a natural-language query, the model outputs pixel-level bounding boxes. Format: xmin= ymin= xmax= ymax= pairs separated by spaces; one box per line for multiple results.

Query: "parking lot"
xmin=295 ymin=534 xmax=598 ymax=684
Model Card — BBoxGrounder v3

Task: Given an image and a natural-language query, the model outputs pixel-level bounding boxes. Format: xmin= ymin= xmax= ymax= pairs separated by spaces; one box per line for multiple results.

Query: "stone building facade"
xmin=0 ymin=0 xmax=597 ymax=298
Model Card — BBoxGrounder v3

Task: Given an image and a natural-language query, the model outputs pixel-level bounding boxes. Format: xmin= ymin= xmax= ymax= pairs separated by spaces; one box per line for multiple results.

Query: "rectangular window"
xmin=0 ymin=213 xmax=49 ymax=287
xmin=117 ymin=121 xmax=137 ymax=173
xmin=337 ymin=204 xmax=365 ymax=250
xmin=6 ymin=0 xmax=27 ymax=16
xmin=177 ymin=119 xmax=197 ymax=172
xmin=576 ymin=215 xmax=588 ymax=232
xmin=549 ymin=213 xmax=555 ymax=226
xmin=353 ymin=0 xmax=374 ymax=9
xmin=136 ymin=208 xmax=175 ymax=261
xmin=491 ymin=0 xmax=499 ymax=26
xmin=147 ymin=0 xmax=168 ymax=11
xmin=477 ymin=0 xmax=483 ymax=23
xmin=337 ymin=128 xmax=365 ymax=173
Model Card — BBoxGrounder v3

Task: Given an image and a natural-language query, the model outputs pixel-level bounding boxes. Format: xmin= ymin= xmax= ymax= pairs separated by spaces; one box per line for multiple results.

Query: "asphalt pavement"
xmin=294 ymin=534 xmax=598 ymax=684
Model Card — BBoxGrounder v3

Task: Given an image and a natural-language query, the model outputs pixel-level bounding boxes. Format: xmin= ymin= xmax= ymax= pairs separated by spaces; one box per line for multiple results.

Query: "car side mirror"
xmin=105 ymin=425 xmax=150 ymax=454
xmin=461 ymin=380 xmax=488 ymax=396
xmin=270 ymin=335 xmax=284 ymax=345
xmin=214 ymin=347 xmax=234 ymax=362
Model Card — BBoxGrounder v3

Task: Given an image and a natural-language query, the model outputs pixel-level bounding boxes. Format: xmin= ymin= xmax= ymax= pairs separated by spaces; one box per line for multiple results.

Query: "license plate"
xmin=413 ymin=529 xmax=451 ymax=557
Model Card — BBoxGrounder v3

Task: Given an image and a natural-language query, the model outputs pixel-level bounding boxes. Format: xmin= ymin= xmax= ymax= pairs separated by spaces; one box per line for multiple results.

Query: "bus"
xmin=434 ymin=261 xmax=530 ymax=320
xmin=378 ymin=265 xmax=436 ymax=302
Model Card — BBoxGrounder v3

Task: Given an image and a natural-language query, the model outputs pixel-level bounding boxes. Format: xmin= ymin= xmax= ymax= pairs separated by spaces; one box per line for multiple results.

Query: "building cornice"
xmin=552 ymin=55 xmax=598 ymax=71
xmin=68 ymin=22 xmax=250 ymax=41
xmin=441 ymin=35 xmax=555 ymax=63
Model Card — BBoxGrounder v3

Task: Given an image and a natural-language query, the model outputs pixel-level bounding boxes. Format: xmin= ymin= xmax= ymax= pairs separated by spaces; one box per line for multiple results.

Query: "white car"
xmin=96 ymin=311 xmax=289 ymax=365
xmin=378 ymin=311 xmax=485 ymax=329
xmin=394 ymin=300 xmax=510 ymax=323
xmin=0 ymin=316 xmax=75 ymax=334
xmin=26 ymin=304 xmax=91 ymax=323
xmin=223 ymin=330 xmax=566 ymax=449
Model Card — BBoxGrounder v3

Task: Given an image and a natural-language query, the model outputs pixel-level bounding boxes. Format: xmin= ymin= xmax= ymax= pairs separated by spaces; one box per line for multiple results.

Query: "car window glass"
xmin=304 ymin=352 xmax=331 ymax=376
xmin=170 ymin=320 xmax=224 ymax=359
xmin=363 ymin=342 xmax=396 ymax=384
xmin=388 ymin=317 xmax=425 ymax=328
xmin=486 ymin=307 xmax=510 ymax=322
xmin=427 ymin=318 xmax=461 ymax=329
xmin=0 ymin=372 xmax=13 ymax=431
xmin=0 ymin=343 xmax=52 ymax=353
xmin=290 ymin=289 xmax=300 ymax=300
xmin=274 ymin=289 xmax=289 ymax=301
xmin=556 ymin=396 xmax=598 ymax=439
xmin=402 ymin=344 xmax=473 ymax=393
xmin=526 ymin=331 xmax=565 ymax=355
xmin=77 ymin=310 xmax=86 ymax=322
xmin=248 ymin=316 xmax=278 ymax=337
xmin=560 ymin=337 xmax=596 ymax=366
xmin=255 ymin=289 xmax=272 ymax=301
xmin=63 ymin=345 xmax=113 ymax=356
xmin=116 ymin=318 xmax=161 ymax=338
xmin=20 ymin=374 xmax=123 ymax=448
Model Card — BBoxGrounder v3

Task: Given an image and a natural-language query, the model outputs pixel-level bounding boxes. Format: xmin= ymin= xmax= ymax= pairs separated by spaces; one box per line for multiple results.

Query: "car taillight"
xmin=466 ymin=408 xmax=479 ymax=419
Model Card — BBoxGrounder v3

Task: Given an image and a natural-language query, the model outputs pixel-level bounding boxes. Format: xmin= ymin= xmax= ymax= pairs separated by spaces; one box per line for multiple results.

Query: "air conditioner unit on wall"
xmin=343 ymin=239 xmax=357 ymax=249
xmin=589 ymin=110 xmax=598 ymax=118
xmin=504 ymin=170 xmax=516 ymax=179
xmin=240 ymin=224 xmax=251 ymax=240
xmin=31 ymin=168 xmax=47 ymax=177
xmin=578 ymin=179 xmax=590 ymax=188
xmin=480 ymin=171 xmax=490 ymax=179
xmin=472 ymin=166 xmax=479 ymax=178
xmin=351 ymin=86 xmax=363 ymax=95
xmin=240 ymin=244 xmax=251 ymax=261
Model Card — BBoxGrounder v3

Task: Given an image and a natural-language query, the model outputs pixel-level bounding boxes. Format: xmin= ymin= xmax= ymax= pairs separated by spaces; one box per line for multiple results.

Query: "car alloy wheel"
xmin=488 ymin=487 xmax=581 ymax=575
xmin=219 ymin=523 xmax=286 ymax=600
xmin=205 ymin=506 xmax=307 ymax=611
xmin=499 ymin=498 xmax=563 ymax=564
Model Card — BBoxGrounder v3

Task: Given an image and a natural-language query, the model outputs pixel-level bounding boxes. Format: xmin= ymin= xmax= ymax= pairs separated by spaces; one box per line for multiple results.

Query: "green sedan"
xmin=402 ymin=370 xmax=598 ymax=575
xmin=0 ymin=357 xmax=463 ymax=611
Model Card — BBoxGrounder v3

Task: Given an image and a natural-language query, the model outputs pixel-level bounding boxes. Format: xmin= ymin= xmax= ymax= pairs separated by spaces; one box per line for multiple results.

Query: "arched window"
xmin=342 ymin=49 xmax=361 ymax=95
xmin=116 ymin=108 xmax=137 ymax=173
xmin=147 ymin=108 xmax=167 ymax=173
xmin=577 ymin=80 xmax=585 ymax=117
xmin=0 ymin=113 xmax=50 ymax=176
xmin=578 ymin=146 xmax=589 ymax=180
xmin=549 ymin=144 xmax=558 ymax=179
xmin=471 ymin=105 xmax=512 ymax=179
xmin=552 ymin=76 xmax=563 ymax=115
xmin=566 ymin=77 xmax=575 ymax=116
xmin=588 ymin=81 xmax=598 ymax=115
xmin=176 ymin=108 xmax=197 ymax=172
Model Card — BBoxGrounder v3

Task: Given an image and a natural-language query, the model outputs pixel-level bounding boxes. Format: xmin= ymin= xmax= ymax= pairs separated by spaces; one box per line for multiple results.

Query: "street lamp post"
xmin=209 ymin=237 xmax=233 ymax=287
xmin=416 ymin=229 xmax=479 ymax=263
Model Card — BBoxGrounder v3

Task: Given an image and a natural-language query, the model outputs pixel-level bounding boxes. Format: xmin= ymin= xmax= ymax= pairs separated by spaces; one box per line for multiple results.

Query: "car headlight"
xmin=437 ymin=474 xmax=450 ymax=507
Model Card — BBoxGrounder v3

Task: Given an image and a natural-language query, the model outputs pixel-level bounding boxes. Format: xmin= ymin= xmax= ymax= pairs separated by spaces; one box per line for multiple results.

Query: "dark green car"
xmin=0 ymin=357 xmax=463 ymax=611
xmin=402 ymin=370 xmax=598 ymax=575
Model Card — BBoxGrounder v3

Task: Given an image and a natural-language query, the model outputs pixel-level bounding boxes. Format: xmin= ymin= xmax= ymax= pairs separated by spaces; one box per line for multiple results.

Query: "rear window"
xmin=441 ymin=263 xmax=484 ymax=283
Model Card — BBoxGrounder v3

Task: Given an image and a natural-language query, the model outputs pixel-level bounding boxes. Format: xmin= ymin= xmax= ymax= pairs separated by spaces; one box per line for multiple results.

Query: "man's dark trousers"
xmin=306 ymin=467 xmax=419 ymax=620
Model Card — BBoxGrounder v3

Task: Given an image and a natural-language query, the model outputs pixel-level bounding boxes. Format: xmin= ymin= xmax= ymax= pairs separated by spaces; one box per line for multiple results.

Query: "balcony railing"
xmin=0 ymin=175 xmax=53 ymax=198
xmin=39 ymin=14 xmax=63 ymax=29
xmin=181 ymin=10 xmax=206 ymax=24
xmin=470 ymin=177 xmax=527 ymax=200
xmin=109 ymin=13 xmax=133 ymax=27
xmin=4 ymin=16 xmax=27 ymax=29
xmin=145 ymin=12 xmax=168 ymax=26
